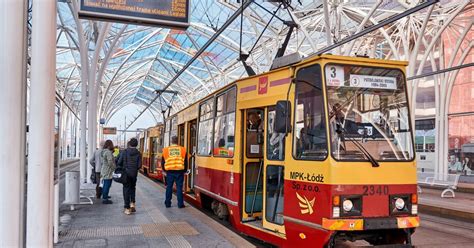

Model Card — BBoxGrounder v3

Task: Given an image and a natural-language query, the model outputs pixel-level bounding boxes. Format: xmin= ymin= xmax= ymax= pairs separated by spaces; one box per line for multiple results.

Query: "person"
xmin=113 ymin=146 xmax=120 ymax=158
xmin=161 ymin=136 xmax=188 ymax=208
xmin=117 ymin=138 xmax=142 ymax=215
xmin=454 ymin=157 xmax=463 ymax=172
xmin=248 ymin=112 xmax=262 ymax=130
xmin=89 ymin=141 xmax=104 ymax=199
xmin=101 ymin=140 xmax=116 ymax=204
xmin=213 ymin=138 xmax=232 ymax=156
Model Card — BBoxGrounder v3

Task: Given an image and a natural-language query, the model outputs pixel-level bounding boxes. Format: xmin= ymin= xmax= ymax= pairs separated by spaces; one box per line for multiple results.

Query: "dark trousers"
xmin=123 ymin=175 xmax=137 ymax=209
xmin=165 ymin=171 xmax=184 ymax=207
xmin=102 ymin=179 xmax=112 ymax=201
xmin=95 ymin=172 xmax=102 ymax=198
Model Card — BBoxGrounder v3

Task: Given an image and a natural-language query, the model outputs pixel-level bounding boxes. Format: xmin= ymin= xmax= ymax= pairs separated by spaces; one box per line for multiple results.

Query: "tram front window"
xmin=293 ymin=64 xmax=328 ymax=160
xmin=325 ymin=64 xmax=414 ymax=161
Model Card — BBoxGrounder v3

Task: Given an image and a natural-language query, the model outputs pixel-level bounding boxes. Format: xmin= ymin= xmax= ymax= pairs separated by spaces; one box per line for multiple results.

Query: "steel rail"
xmin=407 ymin=62 xmax=474 ymax=81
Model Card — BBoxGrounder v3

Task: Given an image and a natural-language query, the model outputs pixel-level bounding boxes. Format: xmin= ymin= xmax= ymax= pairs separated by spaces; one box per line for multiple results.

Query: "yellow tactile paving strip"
xmin=141 ymin=222 xmax=199 ymax=238
xmin=60 ymin=226 xmax=142 ymax=240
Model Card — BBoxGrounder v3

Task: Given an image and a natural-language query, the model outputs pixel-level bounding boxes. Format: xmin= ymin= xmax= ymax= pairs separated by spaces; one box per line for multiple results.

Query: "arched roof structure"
xmin=53 ymin=0 xmax=472 ymax=128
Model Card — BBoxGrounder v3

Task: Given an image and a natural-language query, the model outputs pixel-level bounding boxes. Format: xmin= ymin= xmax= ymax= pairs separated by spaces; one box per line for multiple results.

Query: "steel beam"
xmin=124 ymin=0 xmax=255 ymax=130
xmin=309 ymin=0 xmax=439 ymax=57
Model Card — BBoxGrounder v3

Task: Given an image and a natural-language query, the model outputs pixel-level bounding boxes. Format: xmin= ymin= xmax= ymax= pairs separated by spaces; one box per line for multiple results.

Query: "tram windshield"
xmin=325 ymin=64 xmax=414 ymax=161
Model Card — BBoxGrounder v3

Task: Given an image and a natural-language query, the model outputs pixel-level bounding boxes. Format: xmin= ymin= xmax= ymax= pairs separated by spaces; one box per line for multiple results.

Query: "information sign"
xmin=103 ymin=127 xmax=117 ymax=135
xmin=325 ymin=65 xmax=344 ymax=87
xmin=348 ymin=74 xmax=397 ymax=90
xmin=79 ymin=0 xmax=190 ymax=29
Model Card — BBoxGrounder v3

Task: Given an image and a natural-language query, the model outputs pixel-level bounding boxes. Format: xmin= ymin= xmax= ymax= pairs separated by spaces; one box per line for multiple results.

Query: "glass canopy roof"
xmin=53 ymin=0 xmax=471 ymax=127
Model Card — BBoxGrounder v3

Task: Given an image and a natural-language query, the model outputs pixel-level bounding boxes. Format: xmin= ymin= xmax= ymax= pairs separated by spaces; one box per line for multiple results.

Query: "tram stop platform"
xmin=418 ymin=186 xmax=474 ymax=223
xmin=55 ymin=174 xmax=254 ymax=248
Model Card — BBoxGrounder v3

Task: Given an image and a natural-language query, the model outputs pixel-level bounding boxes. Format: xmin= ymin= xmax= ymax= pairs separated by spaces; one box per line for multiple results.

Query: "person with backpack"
xmin=117 ymin=138 xmax=142 ymax=215
xmin=89 ymin=141 xmax=104 ymax=199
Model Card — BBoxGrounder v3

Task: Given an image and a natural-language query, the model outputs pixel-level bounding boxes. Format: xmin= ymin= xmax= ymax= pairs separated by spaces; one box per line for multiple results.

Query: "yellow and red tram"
xmin=139 ymin=125 xmax=165 ymax=181
xmin=143 ymin=54 xmax=418 ymax=247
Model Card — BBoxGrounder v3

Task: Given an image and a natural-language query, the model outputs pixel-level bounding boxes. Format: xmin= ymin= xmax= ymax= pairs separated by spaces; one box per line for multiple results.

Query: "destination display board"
xmin=348 ymin=74 xmax=397 ymax=90
xmin=103 ymin=127 xmax=117 ymax=135
xmin=325 ymin=65 xmax=397 ymax=90
xmin=79 ymin=0 xmax=190 ymax=29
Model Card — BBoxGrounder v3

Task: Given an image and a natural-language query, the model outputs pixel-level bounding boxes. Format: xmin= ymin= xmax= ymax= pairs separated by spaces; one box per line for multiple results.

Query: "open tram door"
xmin=241 ymin=107 xmax=286 ymax=235
xmin=186 ymin=119 xmax=197 ymax=194
xmin=149 ymin=136 xmax=158 ymax=174
xmin=242 ymin=108 xmax=264 ymax=222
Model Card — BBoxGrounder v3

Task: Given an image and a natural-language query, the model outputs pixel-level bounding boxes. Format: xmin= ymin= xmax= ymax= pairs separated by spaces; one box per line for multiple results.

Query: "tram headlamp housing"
xmin=342 ymin=199 xmax=353 ymax=212
xmin=390 ymin=195 xmax=410 ymax=215
xmin=395 ymin=198 xmax=405 ymax=210
xmin=340 ymin=195 xmax=362 ymax=217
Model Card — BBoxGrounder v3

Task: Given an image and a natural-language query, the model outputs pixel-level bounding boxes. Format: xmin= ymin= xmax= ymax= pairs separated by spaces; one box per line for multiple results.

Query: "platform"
xmin=55 ymin=174 xmax=254 ymax=248
xmin=418 ymin=187 xmax=474 ymax=223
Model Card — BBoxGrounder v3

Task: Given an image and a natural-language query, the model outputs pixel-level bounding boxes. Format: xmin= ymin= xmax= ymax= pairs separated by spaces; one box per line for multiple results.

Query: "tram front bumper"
xmin=322 ymin=216 xmax=419 ymax=231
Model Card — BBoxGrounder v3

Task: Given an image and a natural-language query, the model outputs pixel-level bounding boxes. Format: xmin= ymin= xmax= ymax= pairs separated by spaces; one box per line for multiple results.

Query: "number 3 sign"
xmin=325 ymin=65 xmax=344 ymax=86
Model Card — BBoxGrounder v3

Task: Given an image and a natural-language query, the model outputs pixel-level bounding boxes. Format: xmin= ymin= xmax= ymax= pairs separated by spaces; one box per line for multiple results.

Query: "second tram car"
xmin=143 ymin=54 xmax=418 ymax=247
xmin=139 ymin=125 xmax=165 ymax=181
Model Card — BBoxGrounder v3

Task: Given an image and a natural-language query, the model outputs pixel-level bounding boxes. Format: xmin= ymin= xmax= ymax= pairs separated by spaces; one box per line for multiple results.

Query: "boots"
xmin=124 ymin=208 xmax=131 ymax=215
xmin=130 ymin=202 xmax=136 ymax=212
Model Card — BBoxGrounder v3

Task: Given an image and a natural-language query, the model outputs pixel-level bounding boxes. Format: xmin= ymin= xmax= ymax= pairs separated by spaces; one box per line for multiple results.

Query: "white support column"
xmin=26 ymin=0 xmax=57 ymax=246
xmin=87 ymin=24 xmax=110 ymax=183
xmin=71 ymin=0 xmax=89 ymax=183
xmin=0 ymin=0 xmax=27 ymax=247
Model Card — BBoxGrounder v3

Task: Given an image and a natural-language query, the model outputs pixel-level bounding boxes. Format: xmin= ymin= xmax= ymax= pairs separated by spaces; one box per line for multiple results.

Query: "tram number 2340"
xmin=362 ymin=185 xmax=389 ymax=196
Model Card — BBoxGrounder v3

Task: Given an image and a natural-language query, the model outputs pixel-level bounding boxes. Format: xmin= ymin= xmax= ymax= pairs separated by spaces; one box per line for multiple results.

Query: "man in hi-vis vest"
xmin=161 ymin=136 xmax=188 ymax=208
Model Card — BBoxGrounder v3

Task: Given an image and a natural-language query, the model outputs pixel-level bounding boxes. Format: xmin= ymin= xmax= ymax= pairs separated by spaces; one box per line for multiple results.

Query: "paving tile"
xmin=56 ymin=173 xmax=253 ymax=248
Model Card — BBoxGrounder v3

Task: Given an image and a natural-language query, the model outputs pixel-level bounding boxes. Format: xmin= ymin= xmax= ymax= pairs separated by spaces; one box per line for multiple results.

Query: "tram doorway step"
xmin=245 ymin=219 xmax=263 ymax=229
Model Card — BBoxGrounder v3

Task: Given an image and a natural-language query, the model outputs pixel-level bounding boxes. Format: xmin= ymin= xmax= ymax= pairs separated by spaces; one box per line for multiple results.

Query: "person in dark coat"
xmin=117 ymin=138 xmax=142 ymax=215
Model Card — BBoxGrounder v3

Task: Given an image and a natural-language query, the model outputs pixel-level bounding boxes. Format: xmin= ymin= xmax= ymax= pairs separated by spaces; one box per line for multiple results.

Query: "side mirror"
xmin=274 ymin=100 xmax=291 ymax=133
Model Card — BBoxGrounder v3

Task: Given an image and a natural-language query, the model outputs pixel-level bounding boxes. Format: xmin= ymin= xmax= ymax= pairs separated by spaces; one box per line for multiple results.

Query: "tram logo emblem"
xmin=296 ymin=192 xmax=315 ymax=215
xmin=258 ymin=76 xmax=268 ymax=94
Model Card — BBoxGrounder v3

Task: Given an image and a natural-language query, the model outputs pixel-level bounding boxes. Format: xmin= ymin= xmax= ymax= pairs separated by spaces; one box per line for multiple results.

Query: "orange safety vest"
xmin=162 ymin=145 xmax=186 ymax=171
xmin=213 ymin=147 xmax=233 ymax=156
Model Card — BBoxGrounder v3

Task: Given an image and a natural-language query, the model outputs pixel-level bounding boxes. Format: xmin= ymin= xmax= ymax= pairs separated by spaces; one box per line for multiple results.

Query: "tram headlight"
xmin=340 ymin=196 xmax=362 ymax=216
xmin=390 ymin=195 xmax=410 ymax=215
xmin=395 ymin=198 xmax=405 ymax=210
xmin=342 ymin=199 xmax=353 ymax=212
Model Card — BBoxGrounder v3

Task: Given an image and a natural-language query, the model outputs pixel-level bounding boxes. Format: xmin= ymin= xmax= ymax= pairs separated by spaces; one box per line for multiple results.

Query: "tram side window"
xmin=164 ymin=120 xmax=170 ymax=147
xmin=213 ymin=88 xmax=236 ymax=157
xmin=293 ymin=64 xmax=328 ymax=160
xmin=267 ymin=106 xmax=285 ymax=160
xmin=198 ymin=98 xmax=214 ymax=156
xmin=171 ymin=116 xmax=177 ymax=140
xmin=246 ymin=109 xmax=264 ymax=158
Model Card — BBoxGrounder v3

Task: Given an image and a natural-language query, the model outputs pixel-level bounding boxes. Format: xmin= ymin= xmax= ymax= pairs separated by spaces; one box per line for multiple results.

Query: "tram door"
xmin=150 ymin=137 xmax=158 ymax=174
xmin=262 ymin=106 xmax=285 ymax=234
xmin=186 ymin=120 xmax=197 ymax=193
xmin=242 ymin=108 xmax=264 ymax=221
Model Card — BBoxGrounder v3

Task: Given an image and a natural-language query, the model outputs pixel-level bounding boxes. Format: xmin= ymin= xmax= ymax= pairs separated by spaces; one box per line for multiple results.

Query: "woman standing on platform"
xmin=101 ymin=140 xmax=116 ymax=204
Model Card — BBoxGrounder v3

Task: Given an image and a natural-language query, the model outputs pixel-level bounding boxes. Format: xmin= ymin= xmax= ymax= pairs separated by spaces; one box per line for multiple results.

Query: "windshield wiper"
xmin=336 ymin=128 xmax=380 ymax=167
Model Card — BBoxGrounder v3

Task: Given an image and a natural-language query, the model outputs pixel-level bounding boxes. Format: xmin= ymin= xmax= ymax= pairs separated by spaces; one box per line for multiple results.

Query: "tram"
xmin=144 ymin=54 xmax=418 ymax=247
xmin=139 ymin=125 xmax=165 ymax=181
